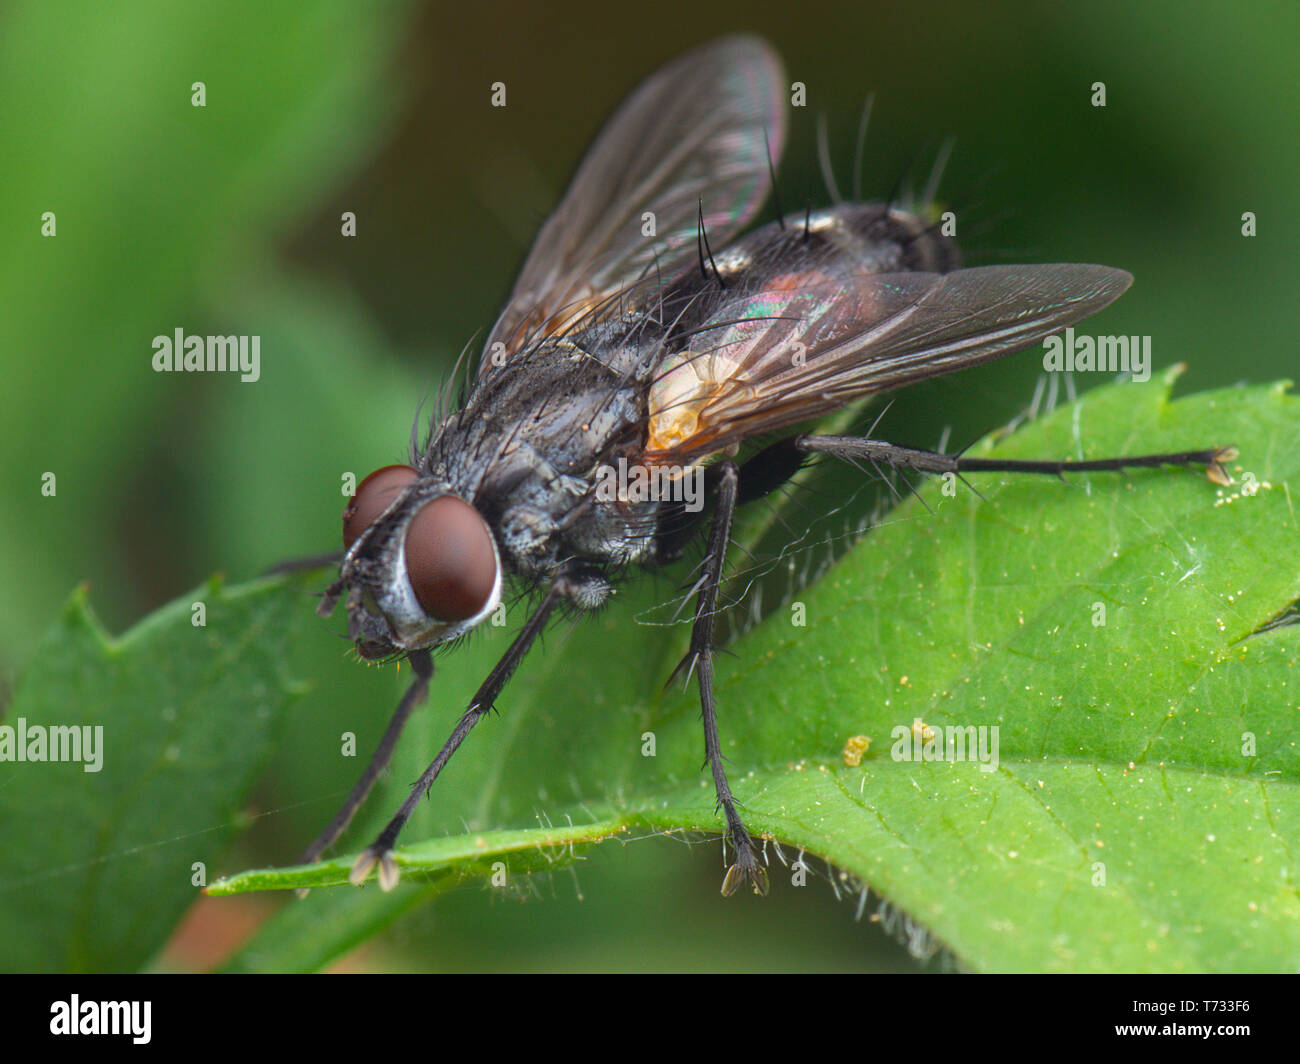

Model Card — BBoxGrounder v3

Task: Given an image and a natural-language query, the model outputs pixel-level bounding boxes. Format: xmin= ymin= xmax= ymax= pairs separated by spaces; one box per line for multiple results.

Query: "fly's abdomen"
xmin=714 ymin=202 xmax=960 ymax=285
xmin=645 ymin=203 xmax=960 ymax=462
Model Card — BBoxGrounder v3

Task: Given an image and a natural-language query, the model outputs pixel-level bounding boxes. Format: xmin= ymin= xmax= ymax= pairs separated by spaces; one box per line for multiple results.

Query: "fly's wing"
xmin=644 ymin=264 xmax=1133 ymax=463
xmin=480 ymin=35 xmax=786 ymax=374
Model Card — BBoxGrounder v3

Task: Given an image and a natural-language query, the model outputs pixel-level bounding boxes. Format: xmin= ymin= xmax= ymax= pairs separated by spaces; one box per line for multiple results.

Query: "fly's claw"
xmin=350 ymin=846 xmax=401 ymax=891
xmin=721 ymin=842 xmax=770 ymax=897
xmin=1206 ymin=445 xmax=1238 ymax=486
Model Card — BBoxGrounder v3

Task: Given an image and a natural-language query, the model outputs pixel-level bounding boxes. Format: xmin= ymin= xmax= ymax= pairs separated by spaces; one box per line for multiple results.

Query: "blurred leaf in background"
xmin=0 ymin=577 xmax=310 ymax=972
xmin=1 ymin=0 xmax=422 ymax=655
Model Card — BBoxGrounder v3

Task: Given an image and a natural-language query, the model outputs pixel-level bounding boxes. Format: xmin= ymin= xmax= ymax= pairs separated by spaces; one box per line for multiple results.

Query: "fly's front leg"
xmin=796 ymin=435 xmax=1236 ymax=485
xmin=349 ymin=572 xmax=599 ymax=891
xmin=677 ymin=461 xmax=770 ymax=897
xmin=299 ymin=648 xmax=433 ymax=869
xmin=262 ymin=550 xmax=344 ymax=576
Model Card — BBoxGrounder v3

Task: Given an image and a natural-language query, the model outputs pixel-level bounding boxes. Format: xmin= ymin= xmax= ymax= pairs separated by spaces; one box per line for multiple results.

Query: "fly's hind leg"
xmin=795 ymin=435 xmax=1236 ymax=485
xmin=673 ymin=461 xmax=770 ymax=897
xmin=693 ymin=432 xmax=1233 ymax=894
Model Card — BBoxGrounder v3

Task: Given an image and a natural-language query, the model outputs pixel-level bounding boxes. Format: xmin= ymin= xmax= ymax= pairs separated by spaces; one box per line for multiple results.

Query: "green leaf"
xmin=0 ymin=576 xmax=311 ymax=972
xmin=214 ymin=820 xmax=633 ymax=974
xmin=217 ymin=369 xmax=1300 ymax=972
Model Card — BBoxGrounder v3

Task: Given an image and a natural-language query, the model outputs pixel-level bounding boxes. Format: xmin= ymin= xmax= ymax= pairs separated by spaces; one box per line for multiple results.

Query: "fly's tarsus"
xmin=349 ymin=846 xmax=398 ymax=892
xmin=722 ymin=835 xmax=771 ymax=898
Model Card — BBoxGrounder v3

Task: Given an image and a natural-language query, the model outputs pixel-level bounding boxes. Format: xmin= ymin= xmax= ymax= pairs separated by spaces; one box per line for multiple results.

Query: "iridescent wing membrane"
xmin=479 ymin=35 xmax=1131 ymax=471
xmin=644 ymin=259 xmax=1132 ymax=464
xmin=480 ymin=36 xmax=787 ymax=370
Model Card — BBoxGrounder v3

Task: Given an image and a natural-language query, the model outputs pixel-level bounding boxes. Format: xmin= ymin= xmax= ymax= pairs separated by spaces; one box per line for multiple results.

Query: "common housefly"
xmin=304 ymin=35 xmax=1232 ymax=895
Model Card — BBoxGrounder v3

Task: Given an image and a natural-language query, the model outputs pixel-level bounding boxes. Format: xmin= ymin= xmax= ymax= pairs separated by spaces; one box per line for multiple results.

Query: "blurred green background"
xmin=2 ymin=0 xmax=1295 ymax=970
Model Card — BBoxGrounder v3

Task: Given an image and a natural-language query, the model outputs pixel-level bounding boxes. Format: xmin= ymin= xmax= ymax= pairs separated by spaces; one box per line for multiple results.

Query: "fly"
xmin=302 ymin=35 xmax=1233 ymax=895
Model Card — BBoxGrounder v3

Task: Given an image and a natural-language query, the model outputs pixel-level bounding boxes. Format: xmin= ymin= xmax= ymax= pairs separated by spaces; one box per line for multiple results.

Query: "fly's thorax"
xmin=434 ymin=340 xmax=662 ymax=572
xmin=482 ymin=441 xmax=665 ymax=571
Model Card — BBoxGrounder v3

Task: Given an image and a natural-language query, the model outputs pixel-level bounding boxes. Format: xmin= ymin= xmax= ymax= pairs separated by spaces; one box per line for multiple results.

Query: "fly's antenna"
xmin=851 ymin=93 xmax=875 ymax=202
xmin=764 ymin=127 xmax=785 ymax=229
xmin=696 ymin=200 xmax=726 ymax=288
xmin=816 ymin=113 xmax=844 ymax=204
xmin=803 ymin=201 xmax=812 ymax=243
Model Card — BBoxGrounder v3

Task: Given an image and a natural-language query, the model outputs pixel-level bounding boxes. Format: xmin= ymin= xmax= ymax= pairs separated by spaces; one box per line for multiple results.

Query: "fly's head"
xmin=318 ymin=464 xmax=503 ymax=659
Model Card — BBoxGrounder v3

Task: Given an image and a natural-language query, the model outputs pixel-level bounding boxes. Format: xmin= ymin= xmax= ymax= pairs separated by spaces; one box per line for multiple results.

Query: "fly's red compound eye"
xmin=343 ymin=465 xmax=419 ymax=549
xmin=404 ymin=496 xmax=497 ymax=622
